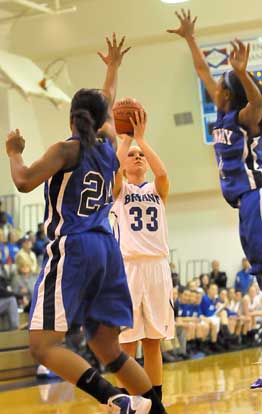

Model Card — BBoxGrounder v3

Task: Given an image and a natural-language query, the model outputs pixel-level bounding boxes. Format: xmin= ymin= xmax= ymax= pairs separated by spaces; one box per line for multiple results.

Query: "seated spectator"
xmin=12 ymin=263 xmax=37 ymax=307
xmin=210 ymin=260 xmax=227 ymax=289
xmin=7 ymin=229 xmax=20 ymax=264
xmin=170 ymin=262 xmax=180 ymax=287
xmin=175 ymin=287 xmax=210 ymax=355
xmin=242 ymin=283 xmax=262 ymax=345
xmin=227 ymin=288 xmax=245 ymax=339
xmin=228 ymin=288 xmax=242 ymax=314
xmin=0 ymin=200 xmax=14 ymax=227
xmin=176 ymin=287 xmax=196 ymax=353
xmin=25 ymin=231 xmax=36 ymax=245
xmin=0 ymin=229 xmax=7 ymax=266
xmin=188 ymin=289 xmax=210 ymax=353
xmin=200 ymin=283 xmax=233 ymax=352
xmin=0 ymin=274 xmax=19 ymax=330
xmin=234 ymin=258 xmax=254 ymax=295
xmin=187 ymin=279 xmax=198 ymax=290
xmin=199 ymin=273 xmax=210 ymax=293
xmin=193 ymin=276 xmax=201 ymax=288
xmin=33 ymin=223 xmax=48 ymax=262
xmin=219 ymin=288 xmax=239 ymax=335
xmin=15 ymin=235 xmax=39 ymax=275
xmin=172 ymin=286 xmax=188 ymax=359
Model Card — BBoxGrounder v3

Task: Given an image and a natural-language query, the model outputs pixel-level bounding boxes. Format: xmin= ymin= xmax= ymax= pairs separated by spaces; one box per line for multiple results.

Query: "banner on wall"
xmin=199 ymin=37 xmax=262 ymax=144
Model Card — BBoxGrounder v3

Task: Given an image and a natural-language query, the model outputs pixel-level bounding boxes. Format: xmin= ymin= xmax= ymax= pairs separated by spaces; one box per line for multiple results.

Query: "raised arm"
xmin=112 ymin=135 xmax=133 ymax=200
xmin=167 ymin=9 xmax=217 ymax=104
xmin=229 ymin=39 xmax=262 ymax=129
xmin=130 ymin=111 xmax=169 ymax=204
xmin=98 ymin=33 xmax=131 ymax=149
xmin=6 ymin=129 xmax=70 ymax=193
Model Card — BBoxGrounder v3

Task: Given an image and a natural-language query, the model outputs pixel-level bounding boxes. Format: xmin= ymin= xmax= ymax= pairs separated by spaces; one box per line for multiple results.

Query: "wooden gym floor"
xmin=0 ymin=348 xmax=261 ymax=414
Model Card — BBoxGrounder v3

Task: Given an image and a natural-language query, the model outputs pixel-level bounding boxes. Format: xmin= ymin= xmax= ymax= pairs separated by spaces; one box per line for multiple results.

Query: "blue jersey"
xmin=191 ymin=304 xmax=202 ymax=317
xmin=213 ymin=110 xmax=262 ymax=207
xmin=177 ymin=300 xmax=193 ymax=317
xmin=200 ymin=295 xmax=219 ymax=317
xmin=44 ymin=137 xmax=119 ymax=240
xmin=234 ymin=269 xmax=254 ymax=294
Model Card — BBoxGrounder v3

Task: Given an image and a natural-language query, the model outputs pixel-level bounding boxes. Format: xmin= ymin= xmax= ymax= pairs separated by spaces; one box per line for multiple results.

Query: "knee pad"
xmin=105 ymin=352 xmax=129 ymax=373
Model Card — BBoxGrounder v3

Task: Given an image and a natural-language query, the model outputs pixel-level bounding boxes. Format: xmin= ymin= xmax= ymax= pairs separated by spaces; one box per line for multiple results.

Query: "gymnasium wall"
xmin=1 ymin=0 xmax=261 ymax=283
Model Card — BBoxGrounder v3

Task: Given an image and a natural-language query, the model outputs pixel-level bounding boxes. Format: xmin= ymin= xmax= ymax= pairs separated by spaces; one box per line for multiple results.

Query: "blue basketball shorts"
xmin=239 ymin=189 xmax=262 ymax=275
xmin=29 ymin=232 xmax=133 ymax=338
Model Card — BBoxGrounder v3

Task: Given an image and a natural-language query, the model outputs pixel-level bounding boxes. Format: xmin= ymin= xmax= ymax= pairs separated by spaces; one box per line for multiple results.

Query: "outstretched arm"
xmin=112 ymin=135 xmax=133 ymax=200
xmin=98 ymin=33 xmax=131 ymax=149
xmin=167 ymin=9 xmax=217 ymax=104
xmin=229 ymin=39 xmax=262 ymax=129
xmin=131 ymin=111 xmax=169 ymax=204
xmin=6 ymin=129 xmax=69 ymax=193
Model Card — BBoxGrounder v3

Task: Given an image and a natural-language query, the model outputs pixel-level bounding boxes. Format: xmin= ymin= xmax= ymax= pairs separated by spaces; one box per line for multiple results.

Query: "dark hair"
xmin=178 ymin=285 xmax=186 ymax=294
xmin=70 ymin=89 xmax=108 ymax=149
xmin=222 ymin=70 xmax=262 ymax=111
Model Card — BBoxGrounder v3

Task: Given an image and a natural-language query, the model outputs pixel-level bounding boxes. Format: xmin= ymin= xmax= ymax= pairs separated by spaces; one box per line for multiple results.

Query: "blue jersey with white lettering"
xmin=200 ymin=295 xmax=219 ymax=317
xmin=44 ymin=136 xmax=119 ymax=240
xmin=213 ymin=110 xmax=262 ymax=207
xmin=177 ymin=301 xmax=193 ymax=317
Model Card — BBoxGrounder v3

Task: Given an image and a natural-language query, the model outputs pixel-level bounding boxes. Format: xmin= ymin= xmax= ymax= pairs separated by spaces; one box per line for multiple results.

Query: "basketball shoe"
xmin=250 ymin=378 xmax=262 ymax=389
xmin=107 ymin=394 xmax=152 ymax=414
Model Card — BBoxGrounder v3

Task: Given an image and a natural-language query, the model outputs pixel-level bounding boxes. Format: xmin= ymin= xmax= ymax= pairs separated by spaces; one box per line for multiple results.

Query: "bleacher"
xmin=0 ymin=314 xmax=36 ymax=381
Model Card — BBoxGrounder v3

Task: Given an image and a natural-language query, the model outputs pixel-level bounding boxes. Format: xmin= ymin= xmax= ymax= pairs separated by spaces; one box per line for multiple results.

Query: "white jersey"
xmin=113 ymin=181 xmax=169 ymax=259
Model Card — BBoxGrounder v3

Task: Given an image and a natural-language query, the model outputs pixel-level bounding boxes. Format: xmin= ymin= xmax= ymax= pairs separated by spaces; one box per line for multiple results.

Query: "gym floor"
xmin=0 ymin=348 xmax=261 ymax=414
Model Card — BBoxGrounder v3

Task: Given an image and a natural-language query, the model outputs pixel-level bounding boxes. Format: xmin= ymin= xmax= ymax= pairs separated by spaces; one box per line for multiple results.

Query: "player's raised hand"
xmin=130 ymin=110 xmax=147 ymax=143
xmin=97 ymin=32 xmax=131 ymax=67
xmin=6 ymin=129 xmax=25 ymax=156
xmin=167 ymin=9 xmax=197 ymax=39
xmin=229 ymin=39 xmax=250 ymax=75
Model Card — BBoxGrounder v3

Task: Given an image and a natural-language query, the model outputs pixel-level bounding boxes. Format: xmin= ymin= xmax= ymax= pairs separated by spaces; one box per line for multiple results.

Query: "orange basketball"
xmin=113 ymin=98 xmax=145 ymax=135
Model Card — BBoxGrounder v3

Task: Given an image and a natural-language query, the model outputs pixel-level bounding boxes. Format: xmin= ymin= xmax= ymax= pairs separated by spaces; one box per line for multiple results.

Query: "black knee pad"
xmin=105 ymin=352 xmax=129 ymax=373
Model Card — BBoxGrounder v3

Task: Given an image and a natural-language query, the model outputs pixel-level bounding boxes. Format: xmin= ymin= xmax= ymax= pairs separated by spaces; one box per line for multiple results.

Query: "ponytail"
xmin=71 ymin=109 xmax=96 ymax=149
xmin=70 ymin=88 xmax=108 ymax=150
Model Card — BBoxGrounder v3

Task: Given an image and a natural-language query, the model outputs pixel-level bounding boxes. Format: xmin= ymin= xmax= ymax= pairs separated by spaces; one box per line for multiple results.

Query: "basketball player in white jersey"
xmin=113 ymin=111 xmax=174 ymax=401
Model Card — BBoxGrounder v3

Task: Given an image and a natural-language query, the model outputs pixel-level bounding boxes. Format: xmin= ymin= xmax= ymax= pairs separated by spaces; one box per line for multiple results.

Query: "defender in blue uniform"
xmin=168 ymin=8 xmax=262 ymax=390
xmin=6 ymin=34 xmax=165 ymax=414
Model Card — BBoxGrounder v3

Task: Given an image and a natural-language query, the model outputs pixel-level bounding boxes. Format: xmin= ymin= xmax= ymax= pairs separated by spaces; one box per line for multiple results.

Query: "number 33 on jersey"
xmin=113 ymin=181 xmax=169 ymax=259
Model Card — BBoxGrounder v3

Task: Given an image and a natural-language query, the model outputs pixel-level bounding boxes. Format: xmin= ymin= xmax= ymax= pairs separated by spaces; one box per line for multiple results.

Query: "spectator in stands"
xmin=219 ymin=289 xmax=239 ymax=335
xmin=0 ymin=229 xmax=7 ymax=266
xmin=12 ymin=263 xmax=37 ymax=305
xmin=7 ymin=229 xmax=20 ymax=264
xmin=15 ymin=235 xmax=38 ymax=275
xmin=210 ymin=260 xmax=227 ymax=289
xmin=170 ymin=262 xmax=180 ymax=287
xmin=227 ymin=288 xmax=245 ymax=340
xmin=25 ymin=231 xmax=36 ymax=245
xmin=0 ymin=275 xmax=19 ymax=330
xmin=187 ymin=279 xmax=198 ymax=290
xmin=172 ymin=286 xmax=188 ymax=359
xmin=33 ymin=223 xmax=48 ymax=262
xmin=188 ymin=289 xmax=210 ymax=354
xmin=200 ymin=283 xmax=231 ymax=352
xmin=242 ymin=283 xmax=262 ymax=345
xmin=176 ymin=287 xmax=201 ymax=354
xmin=234 ymin=258 xmax=254 ymax=295
xmin=199 ymin=273 xmax=210 ymax=293
xmin=228 ymin=288 xmax=241 ymax=313
xmin=0 ymin=200 xmax=14 ymax=227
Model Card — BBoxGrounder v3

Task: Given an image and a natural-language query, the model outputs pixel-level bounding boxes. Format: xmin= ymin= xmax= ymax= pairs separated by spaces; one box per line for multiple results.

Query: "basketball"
xmin=113 ymin=98 xmax=145 ymax=135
